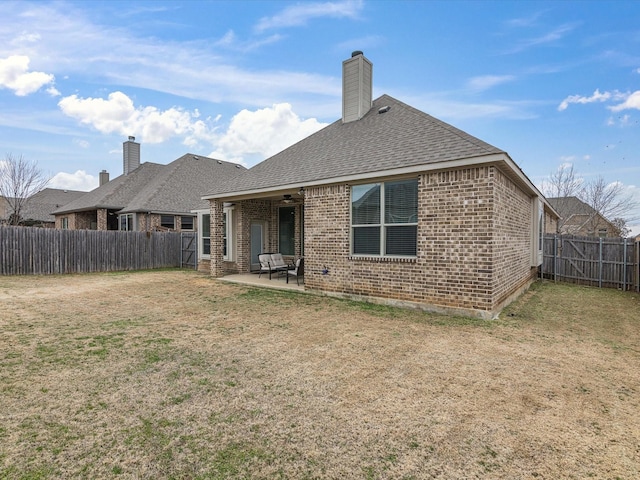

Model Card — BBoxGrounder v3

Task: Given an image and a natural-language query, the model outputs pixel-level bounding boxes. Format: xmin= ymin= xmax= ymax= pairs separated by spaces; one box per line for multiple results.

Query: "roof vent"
xmin=235 ymin=164 xmax=241 ymax=168
xmin=217 ymin=160 xmax=222 ymax=164
xmin=193 ymin=155 xmax=199 ymax=160
xmin=378 ymin=105 xmax=391 ymax=114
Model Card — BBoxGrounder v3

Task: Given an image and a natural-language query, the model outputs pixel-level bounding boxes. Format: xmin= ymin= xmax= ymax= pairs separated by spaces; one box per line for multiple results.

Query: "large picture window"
xmin=351 ymin=178 xmax=418 ymax=257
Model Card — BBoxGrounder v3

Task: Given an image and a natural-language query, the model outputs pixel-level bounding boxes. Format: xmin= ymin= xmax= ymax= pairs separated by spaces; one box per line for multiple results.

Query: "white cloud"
xmin=210 ymin=103 xmax=327 ymax=166
xmin=0 ymin=3 xmax=339 ymax=111
xmin=48 ymin=170 xmax=97 ymax=191
xmin=254 ymin=0 xmax=363 ymax=33
xmin=58 ymin=91 xmax=217 ymax=145
xmin=467 ymin=75 xmax=516 ymax=92
xmin=505 ymin=23 xmax=578 ymax=54
xmin=558 ymin=89 xmax=614 ymax=111
xmin=609 ymin=90 xmax=640 ymax=112
xmin=0 ymin=55 xmax=55 ymax=96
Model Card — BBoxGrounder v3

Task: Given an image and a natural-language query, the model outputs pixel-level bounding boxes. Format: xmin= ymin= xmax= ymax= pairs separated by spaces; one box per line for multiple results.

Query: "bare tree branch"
xmin=0 ymin=154 xmax=51 ymax=225
xmin=541 ymin=164 xmax=583 ymax=233
xmin=579 ymin=176 xmax=640 ymax=236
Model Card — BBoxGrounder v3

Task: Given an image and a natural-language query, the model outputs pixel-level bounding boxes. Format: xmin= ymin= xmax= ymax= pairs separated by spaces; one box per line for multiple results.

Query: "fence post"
xmin=623 ymin=239 xmax=627 ymax=291
xmin=553 ymin=235 xmax=558 ymax=282
xmin=598 ymin=237 xmax=603 ymax=289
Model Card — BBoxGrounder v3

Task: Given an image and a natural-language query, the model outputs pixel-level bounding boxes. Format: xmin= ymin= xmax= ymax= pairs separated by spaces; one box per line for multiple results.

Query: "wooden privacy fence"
xmin=542 ymin=234 xmax=639 ymax=291
xmin=0 ymin=226 xmax=193 ymax=275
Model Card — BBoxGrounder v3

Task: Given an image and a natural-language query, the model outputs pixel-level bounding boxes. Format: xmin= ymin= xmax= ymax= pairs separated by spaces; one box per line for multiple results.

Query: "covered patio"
xmin=217 ymin=272 xmax=304 ymax=292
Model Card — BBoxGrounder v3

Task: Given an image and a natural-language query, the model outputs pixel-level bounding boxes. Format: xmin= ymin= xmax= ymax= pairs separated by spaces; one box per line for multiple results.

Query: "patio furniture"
xmin=258 ymin=253 xmax=291 ymax=279
xmin=270 ymin=253 xmax=289 ymax=271
xmin=286 ymin=257 xmax=304 ymax=285
xmin=258 ymin=253 xmax=277 ymax=279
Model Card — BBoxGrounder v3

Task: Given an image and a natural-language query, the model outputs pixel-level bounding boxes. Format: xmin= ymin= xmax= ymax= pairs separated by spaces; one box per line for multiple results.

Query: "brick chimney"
xmin=123 ymin=136 xmax=140 ymax=175
xmin=342 ymin=51 xmax=372 ymax=123
xmin=99 ymin=169 xmax=109 ymax=186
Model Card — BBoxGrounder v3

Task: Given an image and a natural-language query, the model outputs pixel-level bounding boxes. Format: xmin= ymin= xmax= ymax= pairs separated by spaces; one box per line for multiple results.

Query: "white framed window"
xmin=119 ymin=213 xmax=134 ymax=231
xmin=531 ymin=197 xmax=544 ymax=266
xmin=61 ymin=217 xmax=69 ymax=229
xmin=351 ymin=178 xmax=418 ymax=257
xmin=197 ymin=206 xmax=233 ymax=261
xmin=223 ymin=206 xmax=234 ymax=261
xmin=200 ymin=213 xmax=211 ymax=257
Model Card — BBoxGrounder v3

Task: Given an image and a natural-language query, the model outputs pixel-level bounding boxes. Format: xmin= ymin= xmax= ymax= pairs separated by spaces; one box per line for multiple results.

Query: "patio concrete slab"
xmin=217 ymin=273 xmax=304 ymax=292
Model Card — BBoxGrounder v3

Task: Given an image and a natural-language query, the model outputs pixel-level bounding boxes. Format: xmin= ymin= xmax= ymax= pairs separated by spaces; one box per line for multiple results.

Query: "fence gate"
xmin=181 ymin=232 xmax=197 ymax=269
xmin=542 ymin=234 xmax=638 ymax=291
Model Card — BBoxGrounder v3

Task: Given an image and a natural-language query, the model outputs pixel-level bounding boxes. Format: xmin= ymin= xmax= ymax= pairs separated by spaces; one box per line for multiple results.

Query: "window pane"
xmin=386 ymin=225 xmax=417 ymax=256
xmin=385 ymin=179 xmax=418 ymax=224
xmin=202 ymin=214 xmax=210 ymax=256
xmin=278 ymin=206 xmax=295 ymax=255
xmin=352 ymin=184 xmax=380 ymax=225
xmin=161 ymin=215 xmax=174 ymax=229
xmin=353 ymin=226 xmax=380 ymax=255
xmin=222 ymin=212 xmax=227 ymax=257
xmin=181 ymin=216 xmax=194 ymax=230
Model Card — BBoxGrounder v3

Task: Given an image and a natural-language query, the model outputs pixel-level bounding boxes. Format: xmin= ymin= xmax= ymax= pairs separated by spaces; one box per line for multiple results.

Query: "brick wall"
xmin=209 ymin=166 xmax=539 ymax=318
xmin=491 ymin=168 xmax=536 ymax=309
xmin=304 ymin=166 xmax=537 ymax=318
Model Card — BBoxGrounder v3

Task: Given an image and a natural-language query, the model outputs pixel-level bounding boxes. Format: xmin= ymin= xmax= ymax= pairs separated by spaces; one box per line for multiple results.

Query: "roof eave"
xmin=203 ymin=153 xmax=547 ymax=202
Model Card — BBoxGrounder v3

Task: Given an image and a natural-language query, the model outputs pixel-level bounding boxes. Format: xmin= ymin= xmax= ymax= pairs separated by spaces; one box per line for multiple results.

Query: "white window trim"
xmin=223 ymin=206 xmax=234 ymax=261
xmin=119 ymin=213 xmax=135 ymax=231
xmin=531 ymin=197 xmax=544 ymax=266
xmin=350 ymin=180 xmax=418 ymax=258
xmin=197 ymin=207 xmax=234 ymax=261
xmin=197 ymin=211 xmax=210 ymax=260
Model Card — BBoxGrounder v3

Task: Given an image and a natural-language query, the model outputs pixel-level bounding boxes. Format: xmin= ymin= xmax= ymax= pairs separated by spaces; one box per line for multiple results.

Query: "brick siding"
xmin=211 ymin=166 xmax=540 ymax=318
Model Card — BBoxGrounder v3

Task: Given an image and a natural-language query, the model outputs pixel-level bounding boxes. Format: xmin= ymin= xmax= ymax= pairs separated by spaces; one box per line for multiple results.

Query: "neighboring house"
xmin=20 ymin=188 xmax=86 ymax=227
xmin=547 ymin=196 xmax=620 ymax=237
xmin=53 ymin=137 xmax=245 ymax=232
xmin=1 ymin=189 xmax=84 ymax=226
xmin=0 ymin=196 xmax=11 ymax=224
xmin=203 ymin=52 xmax=558 ymax=319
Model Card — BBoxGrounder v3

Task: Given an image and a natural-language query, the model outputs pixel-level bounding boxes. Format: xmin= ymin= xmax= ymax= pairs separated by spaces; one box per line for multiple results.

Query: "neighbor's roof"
xmin=54 ymin=154 xmax=246 ymax=215
xmin=204 ymin=94 xmax=505 ymax=198
xmin=22 ymin=188 xmax=86 ymax=222
xmin=546 ymin=196 xmax=597 ymax=216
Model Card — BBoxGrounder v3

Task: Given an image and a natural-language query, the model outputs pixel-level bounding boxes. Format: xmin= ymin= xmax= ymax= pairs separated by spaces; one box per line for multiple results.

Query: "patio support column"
xmin=209 ymin=199 xmax=225 ymax=277
xmin=97 ymin=208 xmax=108 ymax=230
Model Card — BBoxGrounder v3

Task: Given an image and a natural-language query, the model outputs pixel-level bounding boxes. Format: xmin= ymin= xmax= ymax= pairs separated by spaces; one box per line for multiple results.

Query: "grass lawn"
xmin=0 ymin=270 xmax=639 ymax=479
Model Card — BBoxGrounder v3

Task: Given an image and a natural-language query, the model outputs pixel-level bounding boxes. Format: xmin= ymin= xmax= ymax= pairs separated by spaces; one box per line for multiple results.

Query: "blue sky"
xmin=1 ymin=0 xmax=639 ymax=233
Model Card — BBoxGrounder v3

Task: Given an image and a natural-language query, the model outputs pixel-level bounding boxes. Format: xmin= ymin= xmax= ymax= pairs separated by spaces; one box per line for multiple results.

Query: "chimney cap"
xmin=128 ymin=136 xmax=135 ymax=142
xmin=351 ymin=50 xmax=363 ymax=58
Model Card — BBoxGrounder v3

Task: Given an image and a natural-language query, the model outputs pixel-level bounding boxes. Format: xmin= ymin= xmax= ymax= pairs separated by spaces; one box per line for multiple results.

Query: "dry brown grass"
xmin=0 ymin=270 xmax=639 ymax=479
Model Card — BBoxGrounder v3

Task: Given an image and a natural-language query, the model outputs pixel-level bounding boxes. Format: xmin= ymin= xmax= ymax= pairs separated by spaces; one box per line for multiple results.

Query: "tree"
xmin=542 ymin=165 xmax=639 ymax=238
xmin=580 ymin=176 xmax=638 ymax=237
xmin=0 ymin=154 xmax=50 ymax=225
xmin=540 ymin=164 xmax=583 ymax=233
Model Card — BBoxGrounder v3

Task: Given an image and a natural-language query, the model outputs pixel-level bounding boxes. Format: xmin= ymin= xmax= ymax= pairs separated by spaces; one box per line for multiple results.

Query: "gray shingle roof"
xmin=546 ymin=196 xmax=597 ymax=217
xmin=54 ymin=155 xmax=245 ymax=215
xmin=20 ymin=188 xmax=86 ymax=222
xmin=205 ymin=94 xmax=504 ymax=197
